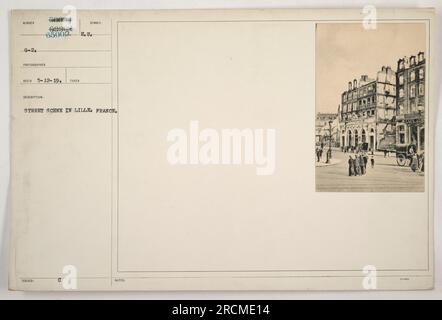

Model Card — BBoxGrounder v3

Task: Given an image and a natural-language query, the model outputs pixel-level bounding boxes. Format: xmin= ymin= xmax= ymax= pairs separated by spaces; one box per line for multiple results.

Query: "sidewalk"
xmin=315 ymin=158 xmax=341 ymax=167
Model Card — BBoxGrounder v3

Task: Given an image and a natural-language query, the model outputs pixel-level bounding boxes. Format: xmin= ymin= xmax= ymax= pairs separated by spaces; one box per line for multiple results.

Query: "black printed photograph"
xmin=315 ymin=23 xmax=427 ymax=192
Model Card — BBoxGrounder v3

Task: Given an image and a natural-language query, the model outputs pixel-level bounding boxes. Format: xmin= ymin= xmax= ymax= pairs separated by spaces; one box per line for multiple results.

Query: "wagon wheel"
xmin=396 ymin=154 xmax=407 ymax=166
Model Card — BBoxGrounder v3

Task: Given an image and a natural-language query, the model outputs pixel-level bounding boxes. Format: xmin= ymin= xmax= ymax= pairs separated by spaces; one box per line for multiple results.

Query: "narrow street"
xmin=316 ymin=149 xmax=425 ymax=192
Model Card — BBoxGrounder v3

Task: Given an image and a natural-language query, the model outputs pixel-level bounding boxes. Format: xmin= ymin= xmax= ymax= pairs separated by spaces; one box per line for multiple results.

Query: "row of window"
xmin=341 ymin=128 xmax=376 ymax=145
xmin=398 ymin=67 xmax=424 ymax=84
xmin=342 ymin=128 xmax=375 ymax=135
xmin=341 ymin=109 xmax=375 ymax=120
xmin=342 ymin=98 xmax=375 ymax=113
xmin=398 ymin=83 xmax=425 ymax=98
xmin=342 ymin=85 xmax=375 ymax=102
xmin=397 ymin=102 xmax=424 ymax=115
xmin=359 ymin=96 xmax=375 ymax=106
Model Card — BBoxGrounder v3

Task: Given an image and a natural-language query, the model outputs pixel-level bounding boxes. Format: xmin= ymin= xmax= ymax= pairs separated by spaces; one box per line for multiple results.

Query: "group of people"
xmin=348 ymin=152 xmax=374 ymax=176
xmin=410 ymin=149 xmax=425 ymax=173
xmin=342 ymin=145 xmax=358 ymax=153
xmin=315 ymin=146 xmax=324 ymax=162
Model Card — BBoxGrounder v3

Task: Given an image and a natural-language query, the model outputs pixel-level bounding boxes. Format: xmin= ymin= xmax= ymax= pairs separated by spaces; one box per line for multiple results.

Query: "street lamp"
xmin=326 ymin=120 xmax=333 ymax=163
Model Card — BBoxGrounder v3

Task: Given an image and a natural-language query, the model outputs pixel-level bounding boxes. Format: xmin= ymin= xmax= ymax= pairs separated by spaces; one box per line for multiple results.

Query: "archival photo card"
xmin=9 ymin=9 xmax=435 ymax=291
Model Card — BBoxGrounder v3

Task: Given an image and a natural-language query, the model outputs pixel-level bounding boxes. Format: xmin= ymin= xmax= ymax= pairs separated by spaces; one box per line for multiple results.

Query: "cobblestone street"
xmin=316 ymin=149 xmax=425 ymax=192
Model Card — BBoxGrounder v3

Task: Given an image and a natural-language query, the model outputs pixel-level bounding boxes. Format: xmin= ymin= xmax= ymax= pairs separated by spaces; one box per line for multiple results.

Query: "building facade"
xmin=339 ymin=66 xmax=396 ymax=151
xmin=315 ymin=112 xmax=338 ymax=146
xmin=396 ymin=52 xmax=425 ymax=152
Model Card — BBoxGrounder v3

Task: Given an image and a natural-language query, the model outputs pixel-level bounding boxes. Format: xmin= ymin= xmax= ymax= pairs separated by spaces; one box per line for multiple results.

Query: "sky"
xmin=316 ymin=23 xmax=426 ymax=114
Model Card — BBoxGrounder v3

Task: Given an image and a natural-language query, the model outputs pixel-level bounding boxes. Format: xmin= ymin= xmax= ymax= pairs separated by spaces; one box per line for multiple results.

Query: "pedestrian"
xmin=383 ymin=150 xmax=387 ymax=158
xmin=419 ymin=152 xmax=425 ymax=172
xmin=411 ymin=153 xmax=418 ymax=172
xmin=363 ymin=153 xmax=368 ymax=170
xmin=370 ymin=154 xmax=375 ymax=168
xmin=348 ymin=156 xmax=354 ymax=176
xmin=359 ymin=154 xmax=365 ymax=175
xmin=353 ymin=154 xmax=358 ymax=175
xmin=354 ymin=153 xmax=361 ymax=176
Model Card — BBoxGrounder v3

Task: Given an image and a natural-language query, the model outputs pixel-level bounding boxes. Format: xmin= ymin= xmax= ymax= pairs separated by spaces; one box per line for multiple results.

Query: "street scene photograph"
xmin=315 ymin=23 xmax=426 ymax=192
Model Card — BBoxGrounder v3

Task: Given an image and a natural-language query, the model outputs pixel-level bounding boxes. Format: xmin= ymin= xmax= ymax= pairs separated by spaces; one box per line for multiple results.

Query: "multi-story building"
xmin=315 ymin=112 xmax=338 ymax=146
xmin=339 ymin=66 xmax=396 ymax=151
xmin=396 ymin=52 xmax=425 ymax=152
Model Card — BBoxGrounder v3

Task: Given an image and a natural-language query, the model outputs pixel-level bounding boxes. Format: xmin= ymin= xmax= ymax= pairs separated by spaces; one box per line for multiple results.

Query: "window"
xmin=411 ymin=101 xmax=416 ymax=112
xmin=398 ymin=103 xmax=404 ymax=115
xmin=399 ymin=74 xmax=404 ymax=85
xmin=410 ymin=71 xmax=415 ymax=81
xmin=410 ymin=85 xmax=416 ymax=98
xmin=419 ymin=84 xmax=424 ymax=96
xmin=419 ymin=68 xmax=424 ymax=79
xmin=398 ymin=125 xmax=406 ymax=144
xmin=399 ymin=88 xmax=404 ymax=98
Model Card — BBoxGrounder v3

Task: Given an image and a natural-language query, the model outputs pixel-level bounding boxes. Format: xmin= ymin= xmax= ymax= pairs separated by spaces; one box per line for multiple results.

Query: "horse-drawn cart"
xmin=395 ymin=144 xmax=416 ymax=166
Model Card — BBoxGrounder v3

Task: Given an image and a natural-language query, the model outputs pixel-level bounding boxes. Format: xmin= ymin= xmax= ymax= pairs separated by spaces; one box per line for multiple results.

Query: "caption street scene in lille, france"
xmin=315 ymin=52 xmax=426 ymax=192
